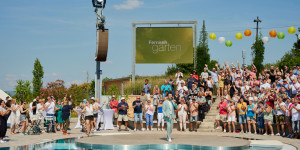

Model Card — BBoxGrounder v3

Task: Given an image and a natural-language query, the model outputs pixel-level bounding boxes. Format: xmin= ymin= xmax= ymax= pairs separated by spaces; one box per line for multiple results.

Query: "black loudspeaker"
xmin=95 ymin=29 xmax=109 ymax=61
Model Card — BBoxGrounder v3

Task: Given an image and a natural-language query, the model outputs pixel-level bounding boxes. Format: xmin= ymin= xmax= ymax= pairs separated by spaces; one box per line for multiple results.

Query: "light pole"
xmin=242 ymin=50 xmax=246 ymax=66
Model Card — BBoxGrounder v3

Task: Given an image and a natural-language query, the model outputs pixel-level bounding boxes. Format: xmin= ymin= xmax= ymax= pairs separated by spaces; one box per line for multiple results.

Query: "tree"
xmin=277 ymin=27 xmax=300 ymax=69
xmin=196 ymin=21 xmax=210 ymax=73
xmin=32 ymin=58 xmax=44 ymax=97
xmin=15 ymin=80 xmax=32 ymax=102
xmin=251 ymin=34 xmax=265 ymax=74
xmin=40 ymin=80 xmax=68 ymax=100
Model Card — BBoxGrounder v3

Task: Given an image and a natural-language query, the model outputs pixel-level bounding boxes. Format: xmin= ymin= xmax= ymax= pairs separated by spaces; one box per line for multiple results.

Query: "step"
xmin=202 ymin=119 xmax=215 ymax=122
xmin=206 ymin=113 xmax=218 ymax=116
xmin=199 ymin=125 xmax=215 ymax=129
xmin=200 ymin=122 xmax=214 ymax=126
xmin=127 ymin=119 xmax=201 ymax=130
xmin=204 ymin=116 xmax=216 ymax=120
xmin=198 ymin=129 xmax=215 ymax=132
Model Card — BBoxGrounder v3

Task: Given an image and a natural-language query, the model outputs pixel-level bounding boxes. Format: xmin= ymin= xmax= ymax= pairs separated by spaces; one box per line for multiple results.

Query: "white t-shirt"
xmin=29 ymin=102 xmax=33 ymax=116
xmin=45 ymin=101 xmax=55 ymax=114
xmin=292 ymin=104 xmax=300 ymax=121
xmin=145 ymin=104 xmax=154 ymax=115
xmin=176 ymin=80 xmax=185 ymax=89
xmin=178 ymin=86 xmax=188 ymax=96
xmin=178 ymin=104 xmax=187 ymax=116
xmin=37 ymin=103 xmax=46 ymax=116
xmin=175 ymin=72 xmax=183 ymax=82
xmin=201 ymin=72 xmax=209 ymax=80
xmin=290 ymin=82 xmax=300 ymax=94
xmin=260 ymin=83 xmax=270 ymax=89
xmin=276 ymin=102 xmax=286 ymax=116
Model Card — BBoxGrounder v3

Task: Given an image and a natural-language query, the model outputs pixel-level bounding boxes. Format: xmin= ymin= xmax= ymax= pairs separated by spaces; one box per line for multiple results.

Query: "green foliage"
xmin=40 ymin=80 xmax=68 ymax=100
xmin=251 ymin=35 xmax=265 ymax=74
xmin=107 ymin=85 xmax=121 ymax=100
xmin=15 ymin=80 xmax=32 ymax=102
xmin=176 ymin=63 xmax=194 ymax=74
xmin=277 ymin=28 xmax=300 ymax=70
xmin=196 ymin=21 xmax=210 ymax=73
xmin=103 ymin=77 xmax=112 ymax=81
xmin=90 ymin=79 xmax=95 ymax=97
xmin=124 ymin=76 xmax=167 ymax=95
xmin=32 ymin=58 xmax=44 ymax=97
xmin=165 ymin=65 xmax=177 ymax=76
xmin=208 ymin=60 xmax=219 ymax=70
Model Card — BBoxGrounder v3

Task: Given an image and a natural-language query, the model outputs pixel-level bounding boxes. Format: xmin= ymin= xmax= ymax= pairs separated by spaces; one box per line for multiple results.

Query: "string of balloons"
xmin=208 ymin=26 xmax=299 ymax=47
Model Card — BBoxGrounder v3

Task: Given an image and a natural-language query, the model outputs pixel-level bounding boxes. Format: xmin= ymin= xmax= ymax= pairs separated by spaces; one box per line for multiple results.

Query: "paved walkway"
xmin=2 ymin=118 xmax=300 ymax=149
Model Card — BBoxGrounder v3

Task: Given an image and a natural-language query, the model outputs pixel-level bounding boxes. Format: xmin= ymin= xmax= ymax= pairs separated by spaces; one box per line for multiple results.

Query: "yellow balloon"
xmin=235 ymin=33 xmax=243 ymax=40
xmin=288 ymin=26 xmax=296 ymax=34
xmin=209 ymin=33 xmax=216 ymax=40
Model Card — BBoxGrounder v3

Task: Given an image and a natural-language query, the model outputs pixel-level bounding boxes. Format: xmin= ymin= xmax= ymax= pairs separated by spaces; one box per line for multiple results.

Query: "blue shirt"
xmin=186 ymin=78 xmax=196 ymax=89
xmin=247 ymin=105 xmax=255 ymax=117
xmin=117 ymin=102 xmax=129 ymax=115
xmin=144 ymin=84 xmax=151 ymax=94
xmin=161 ymin=84 xmax=172 ymax=95
xmin=132 ymin=101 xmax=142 ymax=113
xmin=62 ymin=105 xmax=73 ymax=121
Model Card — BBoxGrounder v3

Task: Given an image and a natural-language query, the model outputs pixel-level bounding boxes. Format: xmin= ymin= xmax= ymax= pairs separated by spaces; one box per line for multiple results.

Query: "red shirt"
xmin=192 ymin=75 xmax=199 ymax=80
xmin=268 ymin=94 xmax=276 ymax=108
xmin=219 ymin=102 xmax=228 ymax=115
xmin=109 ymin=100 xmax=119 ymax=113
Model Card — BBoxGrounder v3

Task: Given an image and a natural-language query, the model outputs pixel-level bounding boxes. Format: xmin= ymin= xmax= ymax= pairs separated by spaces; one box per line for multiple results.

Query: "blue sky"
xmin=0 ymin=0 xmax=299 ymax=91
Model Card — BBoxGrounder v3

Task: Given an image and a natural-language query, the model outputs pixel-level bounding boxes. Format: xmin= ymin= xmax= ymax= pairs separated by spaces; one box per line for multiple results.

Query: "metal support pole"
xmin=242 ymin=50 xmax=246 ymax=66
xmin=132 ymin=23 xmax=136 ymax=83
xmin=193 ymin=23 xmax=197 ymax=69
xmin=95 ymin=61 xmax=101 ymax=100
xmin=254 ymin=16 xmax=262 ymax=39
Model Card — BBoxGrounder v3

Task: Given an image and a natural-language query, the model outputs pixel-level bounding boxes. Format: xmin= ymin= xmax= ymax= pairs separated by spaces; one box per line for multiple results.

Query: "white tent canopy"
xmin=0 ymin=89 xmax=11 ymax=101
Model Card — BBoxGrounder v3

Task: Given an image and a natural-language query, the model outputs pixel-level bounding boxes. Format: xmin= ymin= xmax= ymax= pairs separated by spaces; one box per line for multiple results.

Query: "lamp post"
xmin=242 ymin=50 xmax=246 ymax=66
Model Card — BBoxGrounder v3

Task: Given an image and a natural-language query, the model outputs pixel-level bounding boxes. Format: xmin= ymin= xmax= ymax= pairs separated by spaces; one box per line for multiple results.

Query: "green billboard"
xmin=136 ymin=27 xmax=194 ymax=64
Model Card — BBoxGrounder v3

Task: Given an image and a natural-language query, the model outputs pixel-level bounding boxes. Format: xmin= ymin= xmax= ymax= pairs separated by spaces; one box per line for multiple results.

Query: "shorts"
xmin=293 ymin=120 xmax=300 ymax=132
xmin=216 ymin=114 xmax=227 ymax=122
xmin=247 ymin=116 xmax=256 ymax=122
xmin=85 ymin=115 xmax=94 ymax=121
xmin=275 ymin=115 xmax=285 ymax=125
xmin=207 ymin=99 xmax=212 ymax=105
xmin=239 ymin=115 xmax=247 ymax=124
xmin=214 ymin=82 xmax=219 ymax=88
xmin=118 ymin=114 xmax=128 ymax=122
xmin=227 ymin=116 xmax=236 ymax=122
xmin=264 ymin=119 xmax=273 ymax=125
xmin=190 ymin=116 xmax=198 ymax=122
xmin=134 ymin=113 xmax=143 ymax=123
xmin=30 ymin=114 xmax=39 ymax=121
xmin=20 ymin=114 xmax=27 ymax=122
xmin=114 ymin=112 xmax=118 ymax=119
xmin=93 ymin=113 xmax=98 ymax=118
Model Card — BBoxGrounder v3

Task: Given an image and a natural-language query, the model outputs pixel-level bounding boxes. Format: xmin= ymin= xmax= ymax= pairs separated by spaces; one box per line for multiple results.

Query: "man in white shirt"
xmin=178 ymin=81 xmax=188 ymax=97
xmin=175 ymin=68 xmax=183 ymax=83
xmin=289 ymin=79 xmax=299 ymax=98
xmin=176 ymin=76 xmax=185 ymax=89
xmin=260 ymin=79 xmax=270 ymax=90
xmin=96 ymin=98 xmax=106 ymax=131
xmin=291 ymin=99 xmax=300 ymax=138
xmin=45 ymin=96 xmax=56 ymax=133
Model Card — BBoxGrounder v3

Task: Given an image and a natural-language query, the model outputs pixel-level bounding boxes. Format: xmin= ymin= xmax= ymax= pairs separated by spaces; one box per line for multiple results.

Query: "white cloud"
xmin=114 ymin=0 xmax=144 ymax=10
xmin=44 ymin=72 xmax=60 ymax=77
xmin=65 ymin=80 xmax=84 ymax=87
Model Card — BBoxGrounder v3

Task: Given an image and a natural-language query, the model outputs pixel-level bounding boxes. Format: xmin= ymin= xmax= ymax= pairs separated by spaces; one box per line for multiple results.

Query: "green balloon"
xmin=277 ymin=32 xmax=285 ymax=39
xmin=225 ymin=40 xmax=232 ymax=47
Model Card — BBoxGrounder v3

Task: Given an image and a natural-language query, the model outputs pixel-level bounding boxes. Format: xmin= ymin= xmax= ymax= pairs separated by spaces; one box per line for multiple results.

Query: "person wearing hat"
xmin=109 ymin=95 xmax=119 ymax=126
xmin=90 ymin=97 xmax=98 ymax=132
xmin=263 ymin=101 xmax=274 ymax=136
xmin=175 ymin=68 xmax=183 ymax=83
xmin=132 ymin=96 xmax=144 ymax=131
xmin=117 ymin=97 xmax=129 ymax=131
xmin=163 ymin=93 xmax=178 ymax=142
xmin=81 ymin=100 xmax=95 ymax=136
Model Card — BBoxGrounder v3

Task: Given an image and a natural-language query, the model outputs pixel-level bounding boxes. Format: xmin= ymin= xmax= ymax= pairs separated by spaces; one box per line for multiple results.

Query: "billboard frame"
xmin=132 ymin=21 xmax=198 ymax=83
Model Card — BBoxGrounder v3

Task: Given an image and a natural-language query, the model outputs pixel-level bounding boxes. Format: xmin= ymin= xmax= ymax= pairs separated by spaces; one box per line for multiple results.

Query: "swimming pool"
xmin=0 ymin=137 xmax=295 ymax=150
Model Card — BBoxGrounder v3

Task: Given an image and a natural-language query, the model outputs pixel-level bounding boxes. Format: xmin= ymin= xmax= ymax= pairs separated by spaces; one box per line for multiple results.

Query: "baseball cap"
xmin=83 ymin=99 xmax=87 ymax=104
xmin=33 ymin=99 xmax=36 ymax=102
xmin=112 ymin=95 xmax=115 ymax=98
xmin=91 ymin=97 xmax=95 ymax=100
xmin=121 ymin=97 xmax=125 ymax=100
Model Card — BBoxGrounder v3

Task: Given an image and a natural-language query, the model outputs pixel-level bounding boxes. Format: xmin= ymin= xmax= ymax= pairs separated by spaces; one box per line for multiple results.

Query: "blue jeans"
xmin=146 ymin=113 xmax=153 ymax=126
xmin=134 ymin=113 xmax=143 ymax=123
xmin=257 ymin=117 xmax=264 ymax=129
xmin=239 ymin=115 xmax=247 ymax=124
xmin=46 ymin=114 xmax=55 ymax=132
xmin=190 ymin=116 xmax=198 ymax=122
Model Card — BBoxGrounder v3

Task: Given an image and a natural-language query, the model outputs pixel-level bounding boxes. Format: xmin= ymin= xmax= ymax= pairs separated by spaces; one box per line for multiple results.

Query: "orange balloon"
xmin=269 ymin=30 xmax=277 ymax=38
xmin=244 ymin=29 xmax=252 ymax=36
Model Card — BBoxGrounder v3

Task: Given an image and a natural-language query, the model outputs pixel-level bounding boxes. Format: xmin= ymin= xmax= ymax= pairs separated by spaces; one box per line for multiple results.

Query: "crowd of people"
xmin=0 ymin=61 xmax=299 ymax=143
xmin=212 ymin=62 xmax=300 ymax=138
